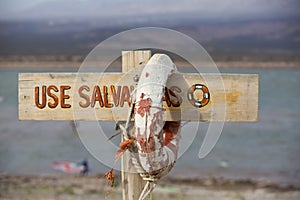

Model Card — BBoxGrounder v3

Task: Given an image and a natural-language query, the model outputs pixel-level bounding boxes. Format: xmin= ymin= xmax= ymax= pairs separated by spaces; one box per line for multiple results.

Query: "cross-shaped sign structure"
xmin=18 ymin=50 xmax=258 ymax=200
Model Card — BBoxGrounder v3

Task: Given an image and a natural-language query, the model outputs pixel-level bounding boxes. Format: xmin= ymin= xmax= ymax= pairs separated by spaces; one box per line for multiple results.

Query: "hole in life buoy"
xmin=187 ymin=84 xmax=210 ymax=108
xmin=194 ymin=89 xmax=203 ymax=101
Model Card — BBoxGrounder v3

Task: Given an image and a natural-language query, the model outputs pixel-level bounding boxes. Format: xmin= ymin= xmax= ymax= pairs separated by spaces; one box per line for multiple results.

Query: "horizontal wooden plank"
xmin=18 ymin=72 xmax=258 ymax=121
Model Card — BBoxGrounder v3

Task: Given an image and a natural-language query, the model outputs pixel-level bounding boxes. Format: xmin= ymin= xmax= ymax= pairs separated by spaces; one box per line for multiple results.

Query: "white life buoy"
xmin=134 ymin=54 xmax=181 ymax=182
xmin=187 ymin=84 xmax=210 ymax=108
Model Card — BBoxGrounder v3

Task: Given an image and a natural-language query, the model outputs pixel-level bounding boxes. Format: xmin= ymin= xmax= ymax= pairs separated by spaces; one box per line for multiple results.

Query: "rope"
xmin=138 ymin=181 xmax=157 ymax=200
xmin=117 ymin=88 xmax=136 ymax=140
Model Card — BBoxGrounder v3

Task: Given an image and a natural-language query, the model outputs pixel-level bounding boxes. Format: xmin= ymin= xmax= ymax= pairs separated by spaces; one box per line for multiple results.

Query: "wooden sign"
xmin=19 ymin=72 xmax=258 ymax=122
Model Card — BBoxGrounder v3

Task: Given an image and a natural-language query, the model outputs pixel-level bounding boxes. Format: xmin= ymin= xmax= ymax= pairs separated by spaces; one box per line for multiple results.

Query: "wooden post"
xmin=121 ymin=50 xmax=152 ymax=200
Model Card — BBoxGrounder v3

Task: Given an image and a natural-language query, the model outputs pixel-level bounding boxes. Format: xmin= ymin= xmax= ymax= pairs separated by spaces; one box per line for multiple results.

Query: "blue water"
xmin=0 ymin=68 xmax=299 ymax=185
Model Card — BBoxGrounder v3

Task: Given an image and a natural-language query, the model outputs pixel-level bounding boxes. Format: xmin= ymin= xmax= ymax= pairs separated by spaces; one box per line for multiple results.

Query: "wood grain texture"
xmin=19 ymin=72 xmax=258 ymax=122
xmin=121 ymin=51 xmax=151 ymax=200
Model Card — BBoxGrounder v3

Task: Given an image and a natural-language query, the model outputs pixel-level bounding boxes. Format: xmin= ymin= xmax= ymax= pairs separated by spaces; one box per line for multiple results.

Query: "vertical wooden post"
xmin=121 ymin=50 xmax=152 ymax=200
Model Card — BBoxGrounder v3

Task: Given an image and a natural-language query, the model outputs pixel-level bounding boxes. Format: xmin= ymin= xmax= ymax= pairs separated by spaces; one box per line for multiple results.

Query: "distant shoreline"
xmin=1 ymin=174 xmax=299 ymax=200
xmin=0 ymin=60 xmax=299 ymax=70
xmin=1 ymin=173 xmax=299 ymax=190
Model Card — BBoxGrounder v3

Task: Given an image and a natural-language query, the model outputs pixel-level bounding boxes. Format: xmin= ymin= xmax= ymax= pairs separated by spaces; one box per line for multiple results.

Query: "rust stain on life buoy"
xmin=136 ymin=97 xmax=152 ymax=117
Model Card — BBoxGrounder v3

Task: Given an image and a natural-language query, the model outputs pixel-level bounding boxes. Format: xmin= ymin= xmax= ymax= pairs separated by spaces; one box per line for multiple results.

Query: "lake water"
xmin=0 ymin=68 xmax=299 ymax=186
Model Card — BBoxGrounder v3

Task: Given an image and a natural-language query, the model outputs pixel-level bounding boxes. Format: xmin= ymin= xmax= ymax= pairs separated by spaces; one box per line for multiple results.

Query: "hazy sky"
xmin=0 ymin=0 xmax=299 ymax=21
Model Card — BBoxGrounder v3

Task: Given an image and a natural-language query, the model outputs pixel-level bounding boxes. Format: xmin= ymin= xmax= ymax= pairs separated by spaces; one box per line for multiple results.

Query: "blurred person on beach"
xmin=79 ymin=159 xmax=89 ymax=176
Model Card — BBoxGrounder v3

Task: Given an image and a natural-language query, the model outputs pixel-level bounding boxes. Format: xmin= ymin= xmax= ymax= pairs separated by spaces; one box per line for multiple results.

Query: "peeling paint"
xmin=133 ymin=54 xmax=181 ymax=179
xmin=136 ymin=98 xmax=151 ymax=117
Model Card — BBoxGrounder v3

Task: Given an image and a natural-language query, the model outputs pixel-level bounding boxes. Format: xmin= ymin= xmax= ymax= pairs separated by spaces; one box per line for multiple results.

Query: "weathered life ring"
xmin=187 ymin=84 xmax=210 ymax=108
xmin=134 ymin=54 xmax=181 ymax=182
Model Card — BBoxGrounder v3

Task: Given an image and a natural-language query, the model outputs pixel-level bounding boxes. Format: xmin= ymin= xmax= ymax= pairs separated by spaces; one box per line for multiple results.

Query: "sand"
xmin=1 ymin=174 xmax=299 ymax=200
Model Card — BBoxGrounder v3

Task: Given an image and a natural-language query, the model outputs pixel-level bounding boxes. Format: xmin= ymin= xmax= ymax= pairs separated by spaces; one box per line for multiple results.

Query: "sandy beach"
xmin=1 ymin=174 xmax=300 ymax=200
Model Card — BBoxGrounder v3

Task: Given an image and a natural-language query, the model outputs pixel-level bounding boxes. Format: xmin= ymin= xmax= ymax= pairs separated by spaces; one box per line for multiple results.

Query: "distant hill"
xmin=0 ymin=17 xmax=299 ymax=61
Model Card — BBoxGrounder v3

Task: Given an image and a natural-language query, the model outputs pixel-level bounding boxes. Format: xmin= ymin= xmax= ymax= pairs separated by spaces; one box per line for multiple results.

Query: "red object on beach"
xmin=51 ymin=161 xmax=83 ymax=173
